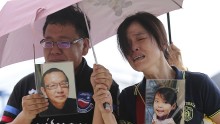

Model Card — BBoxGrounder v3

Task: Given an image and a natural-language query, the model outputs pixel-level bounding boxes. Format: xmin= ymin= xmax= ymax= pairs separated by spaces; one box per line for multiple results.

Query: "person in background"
xmin=167 ymin=43 xmax=187 ymax=71
xmin=0 ymin=6 xmax=119 ymax=124
xmin=92 ymin=12 xmax=220 ymax=124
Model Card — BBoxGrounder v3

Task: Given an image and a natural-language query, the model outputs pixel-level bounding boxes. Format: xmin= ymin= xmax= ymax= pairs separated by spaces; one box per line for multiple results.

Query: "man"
xmin=40 ymin=68 xmax=77 ymax=116
xmin=0 ymin=6 xmax=119 ymax=124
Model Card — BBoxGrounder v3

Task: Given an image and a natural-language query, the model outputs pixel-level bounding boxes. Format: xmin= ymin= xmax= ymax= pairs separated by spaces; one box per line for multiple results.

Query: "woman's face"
xmin=125 ymin=22 xmax=162 ymax=72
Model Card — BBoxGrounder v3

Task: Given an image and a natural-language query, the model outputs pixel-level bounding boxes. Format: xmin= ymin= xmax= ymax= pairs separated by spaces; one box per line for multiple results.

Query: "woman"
xmin=92 ymin=12 xmax=220 ymax=124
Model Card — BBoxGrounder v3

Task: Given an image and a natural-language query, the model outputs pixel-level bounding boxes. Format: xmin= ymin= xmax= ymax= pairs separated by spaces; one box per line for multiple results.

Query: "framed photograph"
xmin=145 ymin=79 xmax=185 ymax=124
xmin=35 ymin=61 xmax=77 ymax=117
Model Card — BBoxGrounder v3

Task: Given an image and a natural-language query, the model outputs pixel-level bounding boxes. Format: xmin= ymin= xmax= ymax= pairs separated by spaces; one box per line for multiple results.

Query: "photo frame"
xmin=35 ymin=61 xmax=77 ymax=117
xmin=145 ymin=79 xmax=185 ymax=124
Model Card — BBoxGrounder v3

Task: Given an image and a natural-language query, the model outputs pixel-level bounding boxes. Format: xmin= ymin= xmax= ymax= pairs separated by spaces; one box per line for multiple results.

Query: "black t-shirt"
xmin=39 ymin=98 xmax=77 ymax=117
xmin=0 ymin=58 xmax=120 ymax=124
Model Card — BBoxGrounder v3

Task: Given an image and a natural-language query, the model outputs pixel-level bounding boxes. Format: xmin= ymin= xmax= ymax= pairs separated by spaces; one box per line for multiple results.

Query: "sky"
xmin=1 ymin=0 xmax=220 ymax=112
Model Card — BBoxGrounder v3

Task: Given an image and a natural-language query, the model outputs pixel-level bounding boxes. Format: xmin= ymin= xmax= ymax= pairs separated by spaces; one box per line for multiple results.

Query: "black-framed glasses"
xmin=45 ymin=82 xmax=69 ymax=90
xmin=40 ymin=38 xmax=83 ymax=48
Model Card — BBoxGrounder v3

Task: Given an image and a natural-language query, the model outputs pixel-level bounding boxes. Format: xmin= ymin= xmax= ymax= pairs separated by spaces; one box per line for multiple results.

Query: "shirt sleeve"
xmin=0 ymin=73 xmax=35 ymax=123
xmin=200 ymin=74 xmax=220 ymax=117
xmin=1 ymin=83 xmax=23 ymax=123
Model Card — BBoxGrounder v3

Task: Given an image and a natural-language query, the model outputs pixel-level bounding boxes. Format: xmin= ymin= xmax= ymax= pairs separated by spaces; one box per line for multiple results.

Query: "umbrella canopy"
xmin=0 ymin=0 xmax=82 ymax=37
xmin=0 ymin=0 xmax=82 ymax=67
xmin=79 ymin=0 xmax=183 ymax=44
xmin=0 ymin=0 xmax=184 ymax=68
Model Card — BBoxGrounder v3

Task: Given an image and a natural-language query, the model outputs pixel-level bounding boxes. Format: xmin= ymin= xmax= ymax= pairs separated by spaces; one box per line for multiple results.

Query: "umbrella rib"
xmin=171 ymin=0 xmax=183 ymax=8
xmin=83 ymin=12 xmax=98 ymax=64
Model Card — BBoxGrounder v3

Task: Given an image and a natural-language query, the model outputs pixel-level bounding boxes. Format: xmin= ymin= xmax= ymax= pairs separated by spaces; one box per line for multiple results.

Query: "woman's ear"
xmin=82 ymin=38 xmax=90 ymax=55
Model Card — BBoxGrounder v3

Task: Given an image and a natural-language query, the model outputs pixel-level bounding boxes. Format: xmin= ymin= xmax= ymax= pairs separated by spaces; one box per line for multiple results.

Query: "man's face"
xmin=42 ymin=71 xmax=69 ymax=109
xmin=43 ymin=24 xmax=89 ymax=71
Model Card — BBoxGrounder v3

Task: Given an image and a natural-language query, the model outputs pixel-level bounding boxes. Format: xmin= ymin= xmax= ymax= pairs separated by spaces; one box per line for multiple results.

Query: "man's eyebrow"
xmin=44 ymin=36 xmax=73 ymax=40
xmin=44 ymin=36 xmax=52 ymax=39
xmin=59 ymin=36 xmax=73 ymax=39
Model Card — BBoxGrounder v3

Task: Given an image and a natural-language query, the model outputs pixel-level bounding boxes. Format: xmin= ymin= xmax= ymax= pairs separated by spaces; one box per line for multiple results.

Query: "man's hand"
xmin=21 ymin=94 xmax=48 ymax=121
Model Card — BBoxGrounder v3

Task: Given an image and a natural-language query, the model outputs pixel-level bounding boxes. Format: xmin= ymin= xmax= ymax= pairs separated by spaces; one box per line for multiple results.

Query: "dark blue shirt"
xmin=119 ymin=66 xmax=220 ymax=124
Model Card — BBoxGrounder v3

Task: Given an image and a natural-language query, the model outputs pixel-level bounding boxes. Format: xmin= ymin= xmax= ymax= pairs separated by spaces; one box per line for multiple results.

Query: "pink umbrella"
xmin=79 ymin=0 xmax=183 ymax=45
xmin=0 ymin=0 xmax=184 ymax=68
xmin=0 ymin=0 xmax=82 ymax=67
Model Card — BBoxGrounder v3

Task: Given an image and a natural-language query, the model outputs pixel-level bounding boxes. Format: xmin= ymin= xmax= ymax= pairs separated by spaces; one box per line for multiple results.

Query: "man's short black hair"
xmin=41 ymin=68 xmax=69 ymax=87
xmin=43 ymin=5 xmax=90 ymax=39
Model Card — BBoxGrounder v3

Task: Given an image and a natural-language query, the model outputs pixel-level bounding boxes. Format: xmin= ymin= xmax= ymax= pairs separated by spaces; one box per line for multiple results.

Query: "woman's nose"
xmin=131 ymin=44 xmax=139 ymax=52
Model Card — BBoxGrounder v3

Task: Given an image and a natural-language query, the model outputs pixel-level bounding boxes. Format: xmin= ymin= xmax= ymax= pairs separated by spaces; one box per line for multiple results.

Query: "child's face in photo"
xmin=153 ymin=93 xmax=176 ymax=118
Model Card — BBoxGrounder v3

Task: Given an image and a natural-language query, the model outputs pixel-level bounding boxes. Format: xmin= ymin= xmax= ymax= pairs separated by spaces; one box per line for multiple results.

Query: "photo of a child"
xmin=152 ymin=87 xmax=182 ymax=124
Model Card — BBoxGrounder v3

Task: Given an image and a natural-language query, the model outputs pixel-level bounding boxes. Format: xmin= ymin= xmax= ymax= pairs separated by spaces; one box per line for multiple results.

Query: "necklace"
xmin=134 ymin=83 xmax=146 ymax=105
xmin=134 ymin=83 xmax=153 ymax=121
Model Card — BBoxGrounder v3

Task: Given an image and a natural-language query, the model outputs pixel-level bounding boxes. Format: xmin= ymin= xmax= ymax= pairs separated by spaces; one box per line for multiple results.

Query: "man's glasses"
xmin=45 ymin=82 xmax=69 ymax=90
xmin=40 ymin=38 xmax=83 ymax=49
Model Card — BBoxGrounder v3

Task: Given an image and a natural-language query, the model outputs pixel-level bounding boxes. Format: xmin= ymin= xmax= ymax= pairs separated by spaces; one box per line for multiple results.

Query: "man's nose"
xmin=56 ymin=84 xmax=64 ymax=91
xmin=50 ymin=43 xmax=62 ymax=54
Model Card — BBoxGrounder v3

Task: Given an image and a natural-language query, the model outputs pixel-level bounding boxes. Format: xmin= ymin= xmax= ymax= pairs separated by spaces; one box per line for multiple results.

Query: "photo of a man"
xmin=40 ymin=68 xmax=77 ymax=116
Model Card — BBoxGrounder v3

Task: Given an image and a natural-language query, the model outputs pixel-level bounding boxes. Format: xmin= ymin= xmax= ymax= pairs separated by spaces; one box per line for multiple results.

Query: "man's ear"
xmin=41 ymin=87 xmax=48 ymax=98
xmin=82 ymin=38 xmax=90 ymax=55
